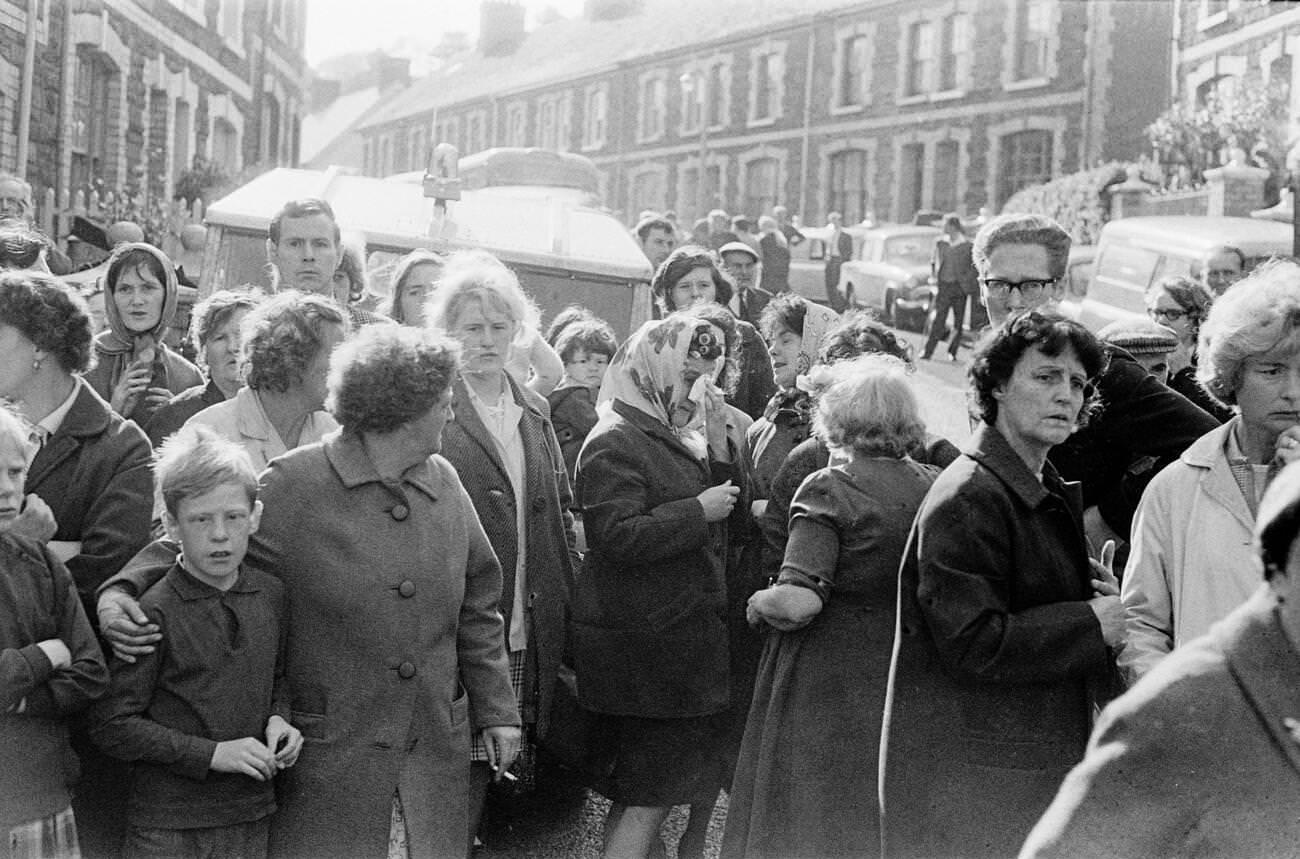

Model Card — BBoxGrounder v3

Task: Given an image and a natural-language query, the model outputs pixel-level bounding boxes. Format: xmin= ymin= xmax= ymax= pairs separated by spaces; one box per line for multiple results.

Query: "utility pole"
xmin=16 ymin=0 xmax=38 ymax=177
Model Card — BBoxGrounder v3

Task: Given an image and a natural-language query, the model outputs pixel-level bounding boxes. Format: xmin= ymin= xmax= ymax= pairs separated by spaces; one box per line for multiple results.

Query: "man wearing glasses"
xmin=972 ymin=213 xmax=1219 ymax=551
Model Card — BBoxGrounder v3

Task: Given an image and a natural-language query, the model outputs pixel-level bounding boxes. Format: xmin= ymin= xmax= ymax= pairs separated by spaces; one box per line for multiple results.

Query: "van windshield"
xmin=1095 ymin=243 xmax=1160 ymax=290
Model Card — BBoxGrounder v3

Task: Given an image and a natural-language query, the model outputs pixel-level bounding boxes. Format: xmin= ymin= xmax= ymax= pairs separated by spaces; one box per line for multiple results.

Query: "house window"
xmin=539 ymin=99 xmax=557 ymax=149
xmin=838 ymin=34 xmax=869 ymax=108
xmin=1271 ymin=54 xmax=1293 ymax=108
xmin=362 ymin=139 xmax=372 ymax=174
xmin=682 ymin=70 xmax=705 ymax=135
xmin=71 ymin=49 xmax=114 ymax=190
xmin=506 ymin=104 xmax=527 ymax=146
xmin=744 ymin=158 xmax=779 ymax=219
xmin=1196 ymin=73 xmax=1237 ymax=108
xmin=898 ymin=143 xmax=925 ymax=222
xmin=172 ymin=0 xmax=205 ymax=23
xmin=212 ymin=118 xmax=239 ymax=173
xmin=829 ymin=149 xmax=870 ymax=225
xmin=751 ymin=51 xmax=781 ymax=121
xmin=906 ymin=20 xmax=934 ymax=96
xmin=638 ymin=74 xmax=666 ymax=140
xmin=938 ymin=13 xmax=969 ymax=92
xmin=583 ymin=85 xmax=607 ymax=149
xmin=1015 ymin=0 xmax=1051 ymax=81
xmin=707 ymin=62 xmax=726 ymax=127
xmin=171 ymin=98 xmax=191 ymax=182
xmin=632 ymin=171 xmax=666 ymax=214
xmin=933 ymin=140 xmax=961 ymax=213
xmin=264 ymin=94 xmax=281 ymax=162
xmin=999 ymin=129 xmax=1053 ymax=203
xmin=217 ymin=0 xmax=243 ymax=43
xmin=465 ymin=113 xmax=484 ymax=154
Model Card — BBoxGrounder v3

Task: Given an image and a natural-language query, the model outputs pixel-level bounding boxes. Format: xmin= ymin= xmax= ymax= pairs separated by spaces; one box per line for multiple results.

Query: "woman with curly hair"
xmin=651 ymin=245 xmax=775 ymax=420
xmin=723 ymin=355 xmax=939 ymax=859
xmin=183 ymin=290 xmax=346 ymax=470
xmin=82 ymin=243 xmax=203 ymax=424
xmin=880 ymin=311 xmax=1124 ymax=859
xmin=1146 ymin=274 xmax=1231 ymax=421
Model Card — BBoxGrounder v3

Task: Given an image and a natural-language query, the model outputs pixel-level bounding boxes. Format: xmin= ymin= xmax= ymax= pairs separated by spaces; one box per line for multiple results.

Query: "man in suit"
xmin=1021 ymin=458 xmax=1300 ymax=859
xmin=823 ymin=211 xmax=853 ymax=312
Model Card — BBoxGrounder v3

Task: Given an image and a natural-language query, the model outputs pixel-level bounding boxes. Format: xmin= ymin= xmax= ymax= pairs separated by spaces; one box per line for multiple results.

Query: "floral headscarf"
xmin=762 ymin=302 xmax=840 ymax=423
xmin=598 ymin=313 xmax=728 ymax=458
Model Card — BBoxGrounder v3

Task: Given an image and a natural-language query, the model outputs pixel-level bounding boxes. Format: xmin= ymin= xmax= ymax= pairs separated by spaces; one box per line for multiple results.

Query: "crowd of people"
xmin=4 ymin=163 xmax=1300 ymax=859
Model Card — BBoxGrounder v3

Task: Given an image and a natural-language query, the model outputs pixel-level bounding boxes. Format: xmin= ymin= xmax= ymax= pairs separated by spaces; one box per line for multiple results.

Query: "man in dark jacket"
xmin=923 ymin=213 xmax=978 ymax=361
xmin=823 ymin=212 xmax=854 ymax=313
xmin=972 ymin=213 xmax=1219 ymax=548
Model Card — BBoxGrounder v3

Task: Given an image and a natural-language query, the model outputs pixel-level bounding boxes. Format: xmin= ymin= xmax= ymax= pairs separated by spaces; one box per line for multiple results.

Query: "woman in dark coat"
xmin=879 ymin=312 xmax=1125 ymax=859
xmin=722 ymin=355 xmax=938 ymax=859
xmin=574 ymin=312 xmax=746 ymax=859
xmin=426 ymin=250 xmax=580 ymax=839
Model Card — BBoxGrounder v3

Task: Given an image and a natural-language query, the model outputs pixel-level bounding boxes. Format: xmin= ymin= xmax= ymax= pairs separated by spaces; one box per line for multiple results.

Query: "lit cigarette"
xmin=500 ymin=770 xmax=518 ymax=782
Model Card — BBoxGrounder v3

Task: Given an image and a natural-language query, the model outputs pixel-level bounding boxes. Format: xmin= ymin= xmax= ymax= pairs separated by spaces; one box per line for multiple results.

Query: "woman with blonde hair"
xmin=723 ymin=355 xmax=938 ymax=859
xmin=386 ymin=248 xmax=444 ymax=326
xmin=426 ymin=249 xmax=579 ymax=845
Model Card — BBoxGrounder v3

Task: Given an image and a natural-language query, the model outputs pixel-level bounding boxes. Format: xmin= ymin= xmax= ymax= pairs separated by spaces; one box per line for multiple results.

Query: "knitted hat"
xmin=1097 ymin=318 xmax=1178 ymax=356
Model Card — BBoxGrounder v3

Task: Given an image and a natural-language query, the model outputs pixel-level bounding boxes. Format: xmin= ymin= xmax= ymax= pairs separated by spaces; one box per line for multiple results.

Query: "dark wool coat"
xmin=880 ymin=425 xmax=1113 ymax=859
xmin=731 ymin=320 xmax=777 ymax=422
xmin=1048 ymin=347 xmax=1219 ymax=538
xmin=439 ymin=374 xmax=579 ymax=736
xmin=26 ymin=380 xmax=153 ymax=617
xmin=1022 ymin=585 xmax=1300 ymax=859
xmin=572 ymin=400 xmax=732 ymax=718
xmin=143 ymin=378 xmax=226 ymax=448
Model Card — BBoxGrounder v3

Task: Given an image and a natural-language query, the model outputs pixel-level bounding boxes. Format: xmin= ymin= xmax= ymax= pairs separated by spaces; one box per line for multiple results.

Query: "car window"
xmin=1065 ymin=260 xmax=1093 ymax=298
xmin=805 ymin=238 xmax=827 ymax=261
xmin=1095 ymin=243 xmax=1161 ymax=290
xmin=862 ymin=238 xmax=883 ymax=262
xmin=1151 ymin=254 xmax=1193 ymax=283
xmin=883 ymin=236 xmax=935 ymax=268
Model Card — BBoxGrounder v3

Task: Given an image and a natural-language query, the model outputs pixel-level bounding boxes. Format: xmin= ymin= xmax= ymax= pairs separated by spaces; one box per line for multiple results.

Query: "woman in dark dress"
xmin=722 ymin=354 xmax=938 ymax=859
xmin=879 ymin=312 xmax=1126 ymax=859
xmin=574 ymin=312 xmax=746 ymax=859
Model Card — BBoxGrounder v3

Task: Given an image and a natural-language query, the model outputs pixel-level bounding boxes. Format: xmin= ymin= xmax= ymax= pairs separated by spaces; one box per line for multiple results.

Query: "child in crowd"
xmin=547 ymin=314 xmax=618 ymax=482
xmin=90 ymin=425 xmax=300 ymax=859
xmin=0 ymin=404 xmax=109 ymax=859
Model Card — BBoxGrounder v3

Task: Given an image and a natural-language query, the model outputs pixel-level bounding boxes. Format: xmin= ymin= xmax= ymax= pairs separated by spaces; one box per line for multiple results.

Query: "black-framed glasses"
xmin=1150 ymin=307 xmax=1188 ymax=323
xmin=979 ymin=277 xmax=1057 ymax=299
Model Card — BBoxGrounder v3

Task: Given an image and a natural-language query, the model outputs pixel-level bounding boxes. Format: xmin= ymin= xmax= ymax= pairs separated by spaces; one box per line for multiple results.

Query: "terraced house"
xmin=356 ymin=0 xmax=1171 ymax=226
xmin=1 ymin=0 xmax=308 ymax=209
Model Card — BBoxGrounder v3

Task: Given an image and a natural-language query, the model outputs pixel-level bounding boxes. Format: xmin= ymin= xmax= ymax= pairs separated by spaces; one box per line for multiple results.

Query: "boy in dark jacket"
xmin=90 ymin=425 xmax=300 ymax=859
xmin=0 ymin=404 xmax=109 ymax=859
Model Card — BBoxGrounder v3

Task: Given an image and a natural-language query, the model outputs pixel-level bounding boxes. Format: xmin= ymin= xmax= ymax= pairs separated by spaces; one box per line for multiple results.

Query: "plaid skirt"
xmin=470 ymin=649 xmax=526 ymax=764
xmin=7 ymin=806 xmax=80 ymax=859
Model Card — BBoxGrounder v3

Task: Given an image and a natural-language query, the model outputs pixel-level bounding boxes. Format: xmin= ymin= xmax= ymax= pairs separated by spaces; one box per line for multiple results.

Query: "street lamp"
xmin=680 ymin=70 xmax=709 ymax=221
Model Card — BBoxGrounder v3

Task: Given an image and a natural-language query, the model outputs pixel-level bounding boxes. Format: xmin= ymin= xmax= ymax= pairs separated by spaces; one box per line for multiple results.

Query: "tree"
xmin=173 ymin=155 xmax=231 ymax=205
xmin=1146 ymin=82 xmax=1289 ymax=186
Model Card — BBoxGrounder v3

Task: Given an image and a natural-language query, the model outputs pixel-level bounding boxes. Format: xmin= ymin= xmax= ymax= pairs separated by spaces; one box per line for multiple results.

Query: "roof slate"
xmin=358 ymin=0 xmax=865 ymax=131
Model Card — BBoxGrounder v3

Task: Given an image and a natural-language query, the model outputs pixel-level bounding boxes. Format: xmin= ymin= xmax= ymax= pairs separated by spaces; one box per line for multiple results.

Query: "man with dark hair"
xmin=1022 ymin=458 xmax=1300 ymax=858
xmin=922 ymin=213 xmax=977 ymax=362
xmin=772 ymin=205 xmax=805 ymax=247
xmin=972 ymin=212 xmax=1218 ymax=550
xmin=634 ymin=216 xmax=676 ymax=271
xmin=265 ymin=198 xmax=341 ymax=294
xmin=823 ymin=212 xmax=853 ymax=313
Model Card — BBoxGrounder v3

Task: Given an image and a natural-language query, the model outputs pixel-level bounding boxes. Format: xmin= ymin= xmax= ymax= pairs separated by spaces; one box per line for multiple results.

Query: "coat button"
xmin=391 ymin=504 xmax=409 ymax=521
xmin=398 ymin=580 xmax=416 ymax=598
xmin=398 ymin=661 xmax=416 ymax=679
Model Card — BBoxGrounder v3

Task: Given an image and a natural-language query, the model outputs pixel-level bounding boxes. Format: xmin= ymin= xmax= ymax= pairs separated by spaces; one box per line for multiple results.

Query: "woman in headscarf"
xmin=574 ymin=312 xmax=748 ymax=859
xmin=747 ymin=293 xmax=839 ymax=501
xmin=83 ymin=243 xmax=202 ymax=424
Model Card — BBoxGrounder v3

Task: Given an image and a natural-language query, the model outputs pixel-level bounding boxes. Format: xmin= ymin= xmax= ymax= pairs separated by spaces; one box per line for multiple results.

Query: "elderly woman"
xmin=880 ymin=311 xmax=1124 ymax=859
xmin=143 ymin=288 xmax=263 ymax=448
xmin=759 ymin=312 xmax=959 ymax=581
xmin=425 ymin=250 xmax=580 ymax=840
xmin=0 ymin=270 xmax=152 ymax=858
xmin=747 ymin=293 xmax=839 ymax=500
xmin=386 ymin=249 xmax=444 ymax=326
xmin=1122 ymin=260 xmax=1300 ymax=684
xmin=83 ymin=242 xmax=203 ymax=424
xmin=100 ymin=324 xmax=521 ymax=859
xmin=574 ymin=311 xmax=747 ymax=859
xmin=652 ymin=245 xmax=775 ymax=421
xmin=1146 ymin=274 xmax=1231 ymax=421
xmin=184 ymin=290 xmax=345 ymax=471
xmin=723 ymin=354 xmax=938 ymax=859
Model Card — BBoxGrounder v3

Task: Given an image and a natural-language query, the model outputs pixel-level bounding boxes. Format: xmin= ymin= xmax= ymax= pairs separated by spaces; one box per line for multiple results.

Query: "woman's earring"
xmin=32 ymin=357 xmax=42 ymax=372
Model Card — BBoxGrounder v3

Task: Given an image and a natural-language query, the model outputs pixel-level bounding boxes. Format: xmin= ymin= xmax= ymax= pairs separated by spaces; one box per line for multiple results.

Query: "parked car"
xmin=787 ymin=223 xmax=869 ymax=304
xmin=837 ymin=224 xmax=942 ymax=330
xmin=1068 ymin=215 xmax=1292 ymax=332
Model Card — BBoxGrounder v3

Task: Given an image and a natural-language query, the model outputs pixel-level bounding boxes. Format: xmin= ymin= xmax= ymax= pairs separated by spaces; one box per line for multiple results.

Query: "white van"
xmin=1069 ymin=216 xmax=1293 ymax=331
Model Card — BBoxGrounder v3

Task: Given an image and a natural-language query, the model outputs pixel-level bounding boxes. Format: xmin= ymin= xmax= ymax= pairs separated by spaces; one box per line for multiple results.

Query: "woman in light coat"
xmin=1122 ymin=259 xmax=1300 ymax=683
